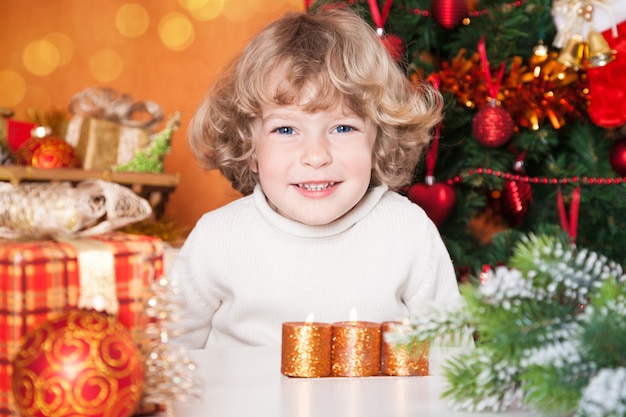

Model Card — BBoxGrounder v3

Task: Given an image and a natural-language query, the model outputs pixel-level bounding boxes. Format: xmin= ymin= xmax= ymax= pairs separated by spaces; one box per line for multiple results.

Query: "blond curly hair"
xmin=188 ymin=8 xmax=443 ymax=195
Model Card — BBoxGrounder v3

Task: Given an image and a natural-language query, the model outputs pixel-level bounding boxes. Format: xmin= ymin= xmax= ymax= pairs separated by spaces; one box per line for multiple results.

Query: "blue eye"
xmin=335 ymin=125 xmax=353 ymax=133
xmin=274 ymin=127 xmax=294 ymax=134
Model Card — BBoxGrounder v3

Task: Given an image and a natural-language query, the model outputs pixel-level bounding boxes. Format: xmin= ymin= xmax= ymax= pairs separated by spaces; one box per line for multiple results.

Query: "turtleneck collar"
xmin=253 ymin=184 xmax=388 ymax=238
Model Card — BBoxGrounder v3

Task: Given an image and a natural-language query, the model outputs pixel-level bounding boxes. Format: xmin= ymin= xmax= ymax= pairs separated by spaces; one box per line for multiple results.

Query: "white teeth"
xmin=298 ymin=182 xmax=334 ymax=191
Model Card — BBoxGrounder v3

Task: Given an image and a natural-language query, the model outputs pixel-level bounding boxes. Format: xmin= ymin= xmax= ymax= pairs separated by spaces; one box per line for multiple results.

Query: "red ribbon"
xmin=557 ymin=186 xmax=580 ymax=243
xmin=477 ymin=36 xmax=506 ymax=100
xmin=368 ymin=0 xmax=394 ymax=29
xmin=424 ymin=74 xmax=441 ymax=178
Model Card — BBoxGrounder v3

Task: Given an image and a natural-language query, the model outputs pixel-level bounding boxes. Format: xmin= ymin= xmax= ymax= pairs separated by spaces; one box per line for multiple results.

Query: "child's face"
xmin=250 ymin=100 xmax=376 ymax=226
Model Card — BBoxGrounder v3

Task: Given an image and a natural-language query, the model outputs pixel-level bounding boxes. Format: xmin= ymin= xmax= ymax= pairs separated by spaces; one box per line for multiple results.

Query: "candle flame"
xmin=349 ymin=307 xmax=358 ymax=323
xmin=402 ymin=317 xmax=410 ymax=326
xmin=305 ymin=313 xmax=314 ymax=324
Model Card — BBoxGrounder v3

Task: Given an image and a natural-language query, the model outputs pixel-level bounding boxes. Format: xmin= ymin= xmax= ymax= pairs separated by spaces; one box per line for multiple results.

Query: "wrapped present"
xmin=65 ymin=87 xmax=164 ymax=170
xmin=0 ymin=232 xmax=164 ymax=415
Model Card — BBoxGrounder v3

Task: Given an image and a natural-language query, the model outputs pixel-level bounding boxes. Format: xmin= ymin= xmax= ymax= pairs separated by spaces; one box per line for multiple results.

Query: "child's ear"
xmin=248 ymin=155 xmax=258 ymax=173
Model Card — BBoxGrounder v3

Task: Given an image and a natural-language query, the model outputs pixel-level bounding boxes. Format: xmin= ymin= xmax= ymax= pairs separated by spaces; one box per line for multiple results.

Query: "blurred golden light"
xmin=0 ymin=70 xmax=27 ymax=107
xmin=116 ymin=3 xmax=150 ymax=38
xmin=247 ymin=0 xmax=285 ymax=13
xmin=159 ymin=13 xmax=195 ymax=51
xmin=23 ymin=40 xmax=60 ymax=76
xmin=177 ymin=0 xmax=209 ymax=10
xmin=187 ymin=0 xmax=224 ymax=21
xmin=43 ymin=33 xmax=74 ymax=66
xmin=89 ymin=49 xmax=124 ymax=82
xmin=222 ymin=0 xmax=255 ymax=22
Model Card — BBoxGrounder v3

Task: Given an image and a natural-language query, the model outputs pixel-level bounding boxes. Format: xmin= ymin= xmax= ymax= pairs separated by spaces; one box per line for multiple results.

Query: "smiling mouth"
xmin=297 ymin=182 xmax=335 ymax=191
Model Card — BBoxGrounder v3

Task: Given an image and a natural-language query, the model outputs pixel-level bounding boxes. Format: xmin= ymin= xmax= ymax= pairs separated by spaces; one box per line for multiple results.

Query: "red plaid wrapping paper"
xmin=0 ymin=232 xmax=163 ymax=416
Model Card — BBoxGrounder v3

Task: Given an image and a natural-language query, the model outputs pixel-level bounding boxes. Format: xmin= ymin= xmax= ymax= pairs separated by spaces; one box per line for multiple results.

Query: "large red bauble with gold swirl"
xmin=11 ymin=309 xmax=144 ymax=417
xmin=15 ymin=135 xmax=81 ymax=168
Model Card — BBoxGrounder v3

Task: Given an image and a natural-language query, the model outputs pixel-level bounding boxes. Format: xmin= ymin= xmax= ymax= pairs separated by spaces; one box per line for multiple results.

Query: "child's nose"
xmin=301 ymin=135 xmax=332 ymax=168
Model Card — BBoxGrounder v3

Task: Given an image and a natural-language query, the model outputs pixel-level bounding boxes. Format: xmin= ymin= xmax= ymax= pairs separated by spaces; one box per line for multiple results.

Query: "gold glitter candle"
xmin=281 ymin=321 xmax=332 ymax=377
xmin=380 ymin=321 xmax=430 ymax=376
xmin=331 ymin=321 xmax=381 ymax=377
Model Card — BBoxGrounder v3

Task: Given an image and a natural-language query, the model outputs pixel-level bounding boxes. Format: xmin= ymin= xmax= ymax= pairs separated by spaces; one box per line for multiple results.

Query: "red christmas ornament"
xmin=407 ymin=181 xmax=456 ymax=227
xmin=380 ymin=32 xmax=405 ymax=63
xmin=472 ymin=102 xmax=515 ymax=147
xmin=16 ymin=128 xmax=81 ymax=169
xmin=12 ymin=309 xmax=144 ymax=417
xmin=430 ymin=0 xmax=468 ymax=30
xmin=609 ymin=138 xmax=626 ymax=176
xmin=501 ymin=178 xmax=533 ymax=227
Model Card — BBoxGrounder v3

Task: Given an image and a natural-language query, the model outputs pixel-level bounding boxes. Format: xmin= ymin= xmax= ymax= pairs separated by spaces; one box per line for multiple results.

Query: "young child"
xmin=171 ymin=7 xmax=460 ymax=348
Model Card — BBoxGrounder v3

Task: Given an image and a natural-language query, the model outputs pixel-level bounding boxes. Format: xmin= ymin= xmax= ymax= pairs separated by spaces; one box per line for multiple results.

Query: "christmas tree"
xmin=312 ymin=0 xmax=626 ymax=279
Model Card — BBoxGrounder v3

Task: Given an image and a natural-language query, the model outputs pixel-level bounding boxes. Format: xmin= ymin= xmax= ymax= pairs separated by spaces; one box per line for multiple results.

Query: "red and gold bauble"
xmin=12 ymin=309 xmax=144 ymax=417
xmin=16 ymin=128 xmax=81 ymax=168
xmin=472 ymin=101 xmax=515 ymax=147
xmin=407 ymin=180 xmax=456 ymax=227
xmin=430 ymin=0 xmax=468 ymax=30
xmin=609 ymin=138 xmax=626 ymax=176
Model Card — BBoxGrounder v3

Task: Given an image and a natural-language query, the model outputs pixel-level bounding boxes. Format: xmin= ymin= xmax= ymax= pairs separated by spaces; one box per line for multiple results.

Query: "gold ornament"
xmin=557 ymin=33 xmax=586 ymax=70
xmin=585 ymin=29 xmax=616 ymax=67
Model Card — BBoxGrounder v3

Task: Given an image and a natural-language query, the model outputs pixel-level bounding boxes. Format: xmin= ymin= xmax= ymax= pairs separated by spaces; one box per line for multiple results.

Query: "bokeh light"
xmin=186 ymin=0 xmax=225 ymax=21
xmin=22 ymin=40 xmax=60 ymax=76
xmin=0 ymin=70 xmax=27 ymax=107
xmin=116 ymin=3 xmax=150 ymax=38
xmin=89 ymin=49 xmax=124 ymax=82
xmin=248 ymin=0 xmax=286 ymax=13
xmin=43 ymin=33 xmax=74 ymax=66
xmin=222 ymin=0 xmax=256 ymax=22
xmin=159 ymin=13 xmax=195 ymax=51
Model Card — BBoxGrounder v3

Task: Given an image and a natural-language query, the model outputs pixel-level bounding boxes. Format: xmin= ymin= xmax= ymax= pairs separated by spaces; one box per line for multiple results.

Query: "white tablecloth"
xmin=165 ymin=346 xmax=536 ymax=417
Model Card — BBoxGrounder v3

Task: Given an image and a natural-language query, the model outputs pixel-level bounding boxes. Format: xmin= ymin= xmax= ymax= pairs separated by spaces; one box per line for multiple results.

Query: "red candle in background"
xmin=281 ymin=314 xmax=332 ymax=378
xmin=381 ymin=320 xmax=430 ymax=376
xmin=331 ymin=309 xmax=381 ymax=377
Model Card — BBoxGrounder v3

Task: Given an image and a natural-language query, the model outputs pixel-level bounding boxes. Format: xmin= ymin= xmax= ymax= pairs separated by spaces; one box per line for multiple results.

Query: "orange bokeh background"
xmin=0 ymin=0 xmax=304 ymax=232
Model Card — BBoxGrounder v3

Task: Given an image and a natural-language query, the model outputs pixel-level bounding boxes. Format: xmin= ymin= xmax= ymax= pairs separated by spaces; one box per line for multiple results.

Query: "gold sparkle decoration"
xmin=281 ymin=320 xmax=332 ymax=378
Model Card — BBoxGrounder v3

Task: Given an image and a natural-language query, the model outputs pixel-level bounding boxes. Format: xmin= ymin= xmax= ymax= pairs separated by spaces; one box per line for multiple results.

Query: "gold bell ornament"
xmin=556 ymin=33 xmax=586 ymax=70
xmin=585 ymin=29 xmax=616 ymax=67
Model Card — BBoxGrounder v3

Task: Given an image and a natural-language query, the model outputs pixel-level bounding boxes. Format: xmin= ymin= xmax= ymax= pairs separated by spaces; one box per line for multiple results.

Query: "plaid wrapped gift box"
xmin=0 ymin=232 xmax=163 ymax=416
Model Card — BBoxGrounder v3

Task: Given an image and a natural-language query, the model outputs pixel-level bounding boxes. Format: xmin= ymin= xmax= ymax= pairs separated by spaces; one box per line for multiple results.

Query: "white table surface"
xmin=167 ymin=346 xmax=536 ymax=417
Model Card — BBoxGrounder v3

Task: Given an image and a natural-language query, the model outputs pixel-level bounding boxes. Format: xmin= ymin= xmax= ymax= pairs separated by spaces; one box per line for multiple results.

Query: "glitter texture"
xmin=281 ymin=322 xmax=332 ymax=377
xmin=331 ymin=321 xmax=381 ymax=377
xmin=381 ymin=321 xmax=430 ymax=376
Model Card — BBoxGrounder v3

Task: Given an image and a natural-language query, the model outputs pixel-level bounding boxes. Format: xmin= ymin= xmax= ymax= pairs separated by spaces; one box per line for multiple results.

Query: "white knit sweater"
xmin=170 ymin=184 xmax=460 ymax=348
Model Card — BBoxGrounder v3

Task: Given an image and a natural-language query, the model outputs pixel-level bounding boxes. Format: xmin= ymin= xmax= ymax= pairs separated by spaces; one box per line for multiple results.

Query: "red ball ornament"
xmin=16 ymin=131 xmax=81 ymax=168
xmin=380 ymin=33 xmax=405 ymax=63
xmin=609 ymin=139 xmax=626 ymax=176
xmin=501 ymin=178 xmax=533 ymax=227
xmin=472 ymin=103 xmax=515 ymax=147
xmin=430 ymin=0 xmax=468 ymax=30
xmin=407 ymin=180 xmax=456 ymax=227
xmin=12 ymin=309 xmax=144 ymax=417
